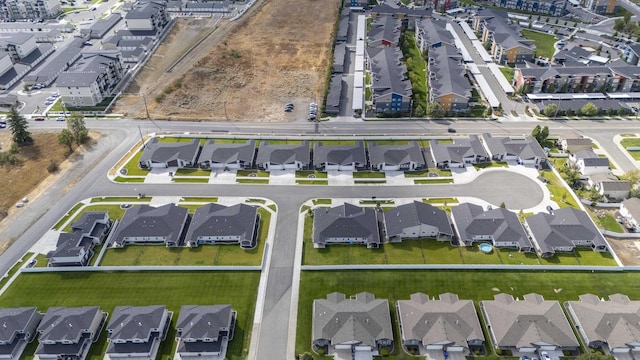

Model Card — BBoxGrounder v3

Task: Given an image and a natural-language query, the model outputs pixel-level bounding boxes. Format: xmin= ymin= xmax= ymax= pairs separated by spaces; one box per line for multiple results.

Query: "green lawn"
xmin=53 ymin=203 xmax=84 ymax=230
xmin=64 ymin=205 xmax=127 ymax=232
xmin=520 ymin=29 xmax=557 ymax=59
xmin=0 ymin=253 xmax=33 ymax=290
xmin=591 ymin=211 xmax=624 ymax=232
xmin=414 ymin=178 xmax=454 ymax=184
xmin=237 ymin=179 xmax=270 ymax=184
xmin=0 ymin=272 xmax=259 ymax=360
xmin=174 ymin=168 xmax=211 ymax=176
xmin=422 ymin=197 xmax=459 ymax=204
xmin=400 ymin=31 xmax=427 ymax=111
xmin=99 ymin=209 xmax=270 ymax=266
xmin=90 ymin=197 xmax=151 ymax=203
xmin=499 ymin=67 xmax=515 ymax=83
xmin=352 ymin=171 xmax=386 ymax=179
xmin=156 ymin=137 xmax=202 ymax=143
xmin=121 ymin=151 xmax=150 ymax=176
xmin=473 ymin=161 xmax=509 ymax=170
xmin=296 ymin=180 xmax=329 ymax=185
xmin=114 ymin=177 xmax=145 ymax=183
xmin=296 ymin=270 xmax=640 ymax=358
xmin=621 ymin=138 xmax=640 ymax=160
xmin=180 ymin=197 xmax=219 ymax=202
xmin=540 ymin=170 xmax=580 ymax=208
xmin=405 ymin=168 xmax=452 ymax=177
xmin=236 ymin=170 xmax=270 ymax=177
xmin=296 ymin=171 xmax=328 ymax=179
xmin=312 ymin=199 xmax=332 ymax=205
xmin=172 ymin=178 xmax=209 ymax=183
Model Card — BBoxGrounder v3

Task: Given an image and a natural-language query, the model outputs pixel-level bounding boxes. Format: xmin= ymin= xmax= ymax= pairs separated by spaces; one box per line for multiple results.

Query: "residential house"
xmin=482 ymin=133 xmax=547 ymax=166
xmin=491 ymin=0 xmax=568 ymax=15
xmin=256 ymin=141 xmax=310 ymax=171
xmin=474 ymin=10 xmax=535 ymax=65
xmin=384 ymin=201 xmax=453 ymax=241
xmin=568 ymin=150 xmax=610 ymax=176
xmin=105 ymin=305 xmax=172 ymax=360
xmin=35 ymin=306 xmax=107 ymax=360
xmin=396 ymin=293 xmax=484 ymax=355
xmin=368 ymin=15 xmax=401 ymax=48
xmin=480 ymin=293 xmax=580 ymax=353
xmin=110 ymin=204 xmax=189 ymax=247
xmin=0 ymin=0 xmax=61 ymax=20
xmin=566 ymin=294 xmax=640 ymax=354
xmin=0 ymin=307 xmax=43 ymax=360
xmin=588 ymin=173 xmax=630 ymax=201
xmin=175 ymin=305 xmax=236 ymax=359
xmin=430 ymin=135 xmax=489 ymax=169
xmin=138 ymin=138 xmax=200 ymax=169
xmin=46 ymin=212 xmax=112 ymax=267
xmin=428 ymin=44 xmax=471 ymax=113
xmin=313 ymin=292 xmax=393 ymax=356
xmin=184 ymin=203 xmax=259 ymax=249
xmin=312 ymin=203 xmax=380 ymax=248
xmin=313 ymin=142 xmax=367 ymax=171
xmin=524 ymin=207 xmax=609 ymax=257
xmin=514 ymin=64 xmax=640 ymax=94
xmin=198 ymin=139 xmax=255 ymax=170
xmin=124 ymin=0 xmax=170 ymax=33
xmin=624 ymin=44 xmax=640 ymax=66
xmin=620 ymin=198 xmax=640 ymax=232
xmin=367 ymin=46 xmax=412 ymax=114
xmin=57 ymin=51 xmax=125 ymax=107
xmin=556 ymin=137 xmax=593 ymax=153
xmin=368 ymin=141 xmax=425 ymax=171
xmin=450 ymin=203 xmax=534 ymax=252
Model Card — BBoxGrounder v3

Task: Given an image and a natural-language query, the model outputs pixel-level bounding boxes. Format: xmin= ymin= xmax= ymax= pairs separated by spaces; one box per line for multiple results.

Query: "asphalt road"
xmin=0 ymin=118 xmax=638 ymax=359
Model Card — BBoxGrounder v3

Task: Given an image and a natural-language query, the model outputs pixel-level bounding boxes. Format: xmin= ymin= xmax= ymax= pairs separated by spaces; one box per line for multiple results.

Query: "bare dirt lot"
xmin=113 ymin=0 xmax=340 ymax=121
xmin=608 ymin=236 xmax=640 ymax=265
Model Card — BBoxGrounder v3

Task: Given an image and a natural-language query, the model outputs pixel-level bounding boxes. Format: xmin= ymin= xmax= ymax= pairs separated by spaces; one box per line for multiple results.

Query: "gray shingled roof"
xmin=125 ymin=0 xmax=165 ymax=19
xmin=111 ymin=204 xmax=188 ymax=246
xmin=525 ymin=207 xmax=607 ymax=255
xmin=176 ymin=305 xmax=233 ymax=342
xmin=313 ymin=292 xmax=393 ymax=348
xmin=368 ymin=15 xmax=401 ymax=46
xmin=451 ymin=203 xmax=532 ymax=250
xmin=367 ymin=141 xmax=424 ymax=168
xmin=0 ymin=307 xmax=42 ymax=343
xmin=107 ymin=305 xmax=167 ymax=342
xmin=47 ymin=212 xmax=109 ymax=266
xmin=397 ymin=293 xmax=483 ymax=348
xmin=429 ymin=44 xmax=472 ymax=99
xmin=199 ymin=139 xmax=255 ymax=166
xmin=256 ymin=141 xmax=310 ymax=166
xmin=367 ymin=46 xmax=412 ymax=99
xmin=566 ymin=294 xmax=640 ymax=350
xmin=38 ymin=306 xmax=102 ymax=343
xmin=416 ymin=17 xmax=454 ymax=47
xmin=313 ymin=142 xmax=366 ymax=167
xmin=57 ymin=51 xmax=122 ymax=87
xmin=482 ymin=134 xmax=547 ymax=162
xmin=573 ymin=150 xmax=610 ymax=167
xmin=384 ymin=201 xmax=452 ymax=238
xmin=184 ymin=203 xmax=258 ymax=246
xmin=313 ymin=203 xmax=380 ymax=247
xmin=622 ymin=198 xmax=640 ymax=221
xmin=481 ymin=293 xmax=579 ymax=349
xmin=431 ymin=136 xmax=488 ymax=166
xmin=370 ymin=3 xmax=433 ymax=17
xmin=139 ymin=138 xmax=200 ymax=166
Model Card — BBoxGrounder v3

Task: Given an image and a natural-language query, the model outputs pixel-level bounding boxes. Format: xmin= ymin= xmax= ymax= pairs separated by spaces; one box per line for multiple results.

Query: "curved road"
xmin=0 ymin=118 xmax=635 ymax=359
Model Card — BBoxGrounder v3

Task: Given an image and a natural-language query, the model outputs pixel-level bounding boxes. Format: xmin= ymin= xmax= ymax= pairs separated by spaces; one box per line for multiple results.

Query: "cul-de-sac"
xmin=4 ymin=0 xmax=640 ymax=359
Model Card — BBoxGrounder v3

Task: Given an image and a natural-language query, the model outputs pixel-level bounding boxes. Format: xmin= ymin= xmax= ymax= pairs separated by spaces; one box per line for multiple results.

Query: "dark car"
xmin=447 ymin=127 xmax=456 ymax=133
xmin=0 ymin=121 xmax=6 ymax=128
xmin=34 ymin=117 xmax=45 ymax=121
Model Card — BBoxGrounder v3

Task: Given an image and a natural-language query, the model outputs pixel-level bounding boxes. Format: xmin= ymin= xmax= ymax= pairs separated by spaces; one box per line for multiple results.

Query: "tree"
xmin=58 ymin=129 xmax=74 ymax=153
xmin=624 ymin=11 xmax=632 ymax=24
xmin=67 ymin=112 xmax=89 ymax=146
xmin=414 ymin=104 xmax=425 ymax=117
xmin=499 ymin=202 xmax=506 ymax=208
xmin=620 ymin=169 xmax=640 ymax=188
xmin=580 ymin=102 xmax=599 ymax=116
xmin=7 ymin=105 xmax=32 ymax=146
xmin=425 ymin=103 xmax=443 ymax=117
xmin=300 ymin=352 xmax=316 ymax=360
xmin=543 ymin=103 xmax=558 ymax=117
xmin=614 ymin=19 xmax=625 ymax=32
xmin=531 ymin=125 xmax=549 ymax=145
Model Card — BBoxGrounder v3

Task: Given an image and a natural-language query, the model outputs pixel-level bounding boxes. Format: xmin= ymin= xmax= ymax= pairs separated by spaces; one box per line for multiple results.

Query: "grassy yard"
xmin=414 ymin=178 xmax=454 ymax=184
xmin=0 ymin=253 xmax=33 ymax=290
xmin=400 ymin=31 xmax=427 ymax=111
xmin=540 ymin=170 xmax=580 ymax=209
xmin=172 ymin=178 xmax=209 ymax=183
xmin=404 ymin=168 xmax=452 ymax=177
xmin=99 ymin=209 xmax=271 ymax=266
xmin=237 ymin=179 xmax=270 ymax=184
xmin=520 ymin=29 xmax=557 ymax=59
xmin=296 ymin=171 xmax=328 ymax=178
xmin=174 ymin=168 xmax=211 ymax=176
xmin=590 ymin=210 xmax=624 ymax=232
xmin=295 ymin=270 xmax=640 ymax=357
xmin=499 ymin=67 xmax=515 ymax=83
xmin=473 ymin=161 xmax=509 ymax=170
xmin=114 ymin=177 xmax=145 ymax=183
xmin=180 ymin=197 xmax=219 ymax=202
xmin=621 ymin=138 xmax=640 ymax=160
xmin=64 ymin=204 xmax=127 ymax=232
xmin=296 ymin=180 xmax=329 ymax=185
xmin=0 ymin=272 xmax=259 ymax=360
xmin=53 ymin=203 xmax=84 ymax=230
xmin=236 ymin=170 xmax=270 ymax=177
xmin=422 ymin=198 xmax=459 ymax=204
xmin=121 ymin=151 xmax=150 ymax=176
xmin=90 ymin=197 xmax=151 ymax=203
xmin=352 ymin=171 xmax=386 ymax=179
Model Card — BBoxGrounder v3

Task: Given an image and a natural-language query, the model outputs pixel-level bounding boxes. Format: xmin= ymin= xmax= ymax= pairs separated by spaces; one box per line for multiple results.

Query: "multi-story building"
xmin=57 ymin=51 xmax=125 ymax=107
xmin=0 ymin=0 xmax=61 ymax=20
xmin=428 ymin=44 xmax=471 ymax=113
xmin=124 ymin=0 xmax=170 ymax=32
xmin=367 ymin=46 xmax=412 ymax=114
xmin=424 ymin=0 xmax=459 ymax=11
xmin=623 ymin=44 xmax=640 ymax=66
xmin=582 ymin=0 xmax=617 ymax=14
xmin=491 ymin=0 xmax=568 ymax=15
xmin=515 ymin=64 xmax=640 ymax=94
xmin=475 ymin=9 xmax=535 ymax=65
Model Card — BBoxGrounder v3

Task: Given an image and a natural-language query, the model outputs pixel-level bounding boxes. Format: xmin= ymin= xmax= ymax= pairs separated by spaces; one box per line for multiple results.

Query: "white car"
xmin=540 ymin=352 xmax=551 ymax=360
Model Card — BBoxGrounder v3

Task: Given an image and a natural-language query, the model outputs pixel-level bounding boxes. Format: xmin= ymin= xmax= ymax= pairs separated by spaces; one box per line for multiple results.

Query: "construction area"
xmin=112 ymin=0 xmax=341 ymax=122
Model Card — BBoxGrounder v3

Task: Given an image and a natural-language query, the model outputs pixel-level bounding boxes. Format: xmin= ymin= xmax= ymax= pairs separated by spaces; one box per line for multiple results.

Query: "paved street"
xmin=0 ymin=118 xmax=638 ymax=359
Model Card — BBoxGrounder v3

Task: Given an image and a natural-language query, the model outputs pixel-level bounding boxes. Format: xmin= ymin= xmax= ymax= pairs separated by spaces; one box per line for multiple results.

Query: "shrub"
xmin=380 ymin=348 xmax=390 ymax=356
xmin=154 ymin=93 xmax=165 ymax=103
xmin=495 ymin=348 xmax=503 ymax=355
xmin=47 ymin=160 xmax=59 ymax=173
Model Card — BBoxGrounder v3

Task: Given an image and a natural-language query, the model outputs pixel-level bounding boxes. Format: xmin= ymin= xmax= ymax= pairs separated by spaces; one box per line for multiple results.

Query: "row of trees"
xmin=541 ymin=102 xmax=630 ymax=118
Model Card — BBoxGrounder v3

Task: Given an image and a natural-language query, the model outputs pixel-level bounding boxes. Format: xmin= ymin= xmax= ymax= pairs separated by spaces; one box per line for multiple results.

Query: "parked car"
xmin=26 ymin=259 xmax=36 ymax=267
xmin=44 ymin=101 xmax=53 ymax=105
xmin=0 ymin=121 xmax=5 ymax=128
xmin=46 ymin=96 xmax=56 ymax=101
xmin=56 ymin=116 xmax=65 ymax=121
xmin=540 ymin=352 xmax=551 ymax=360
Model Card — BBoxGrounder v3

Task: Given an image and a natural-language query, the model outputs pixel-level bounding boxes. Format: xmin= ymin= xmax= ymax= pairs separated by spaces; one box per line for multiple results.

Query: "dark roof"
xmin=176 ymin=305 xmax=233 ymax=343
xmin=107 ymin=305 xmax=167 ymax=342
xmin=184 ymin=203 xmax=258 ymax=245
xmin=370 ymin=3 xmax=432 ymax=17
xmin=573 ymin=150 xmax=610 ymax=167
xmin=429 ymin=44 xmax=471 ymax=99
xmin=367 ymin=46 xmax=412 ymax=99
xmin=38 ymin=307 xmax=102 ymax=343
xmin=384 ymin=201 xmax=452 ymax=238
xmin=482 ymin=134 xmax=547 ymax=161
xmin=139 ymin=138 xmax=200 ymax=165
xmin=313 ymin=142 xmax=367 ymax=166
xmin=111 ymin=204 xmax=188 ymax=246
xmin=368 ymin=141 xmax=424 ymax=167
xmin=0 ymin=307 xmax=42 ymax=343
xmin=525 ymin=207 xmax=607 ymax=255
xmin=451 ymin=203 xmax=532 ymax=249
xmin=313 ymin=292 xmax=393 ymax=348
xmin=431 ymin=135 xmax=487 ymax=165
xmin=368 ymin=15 xmax=401 ymax=45
xmin=199 ymin=139 xmax=255 ymax=165
xmin=255 ymin=141 xmax=310 ymax=166
xmin=313 ymin=203 xmax=380 ymax=246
